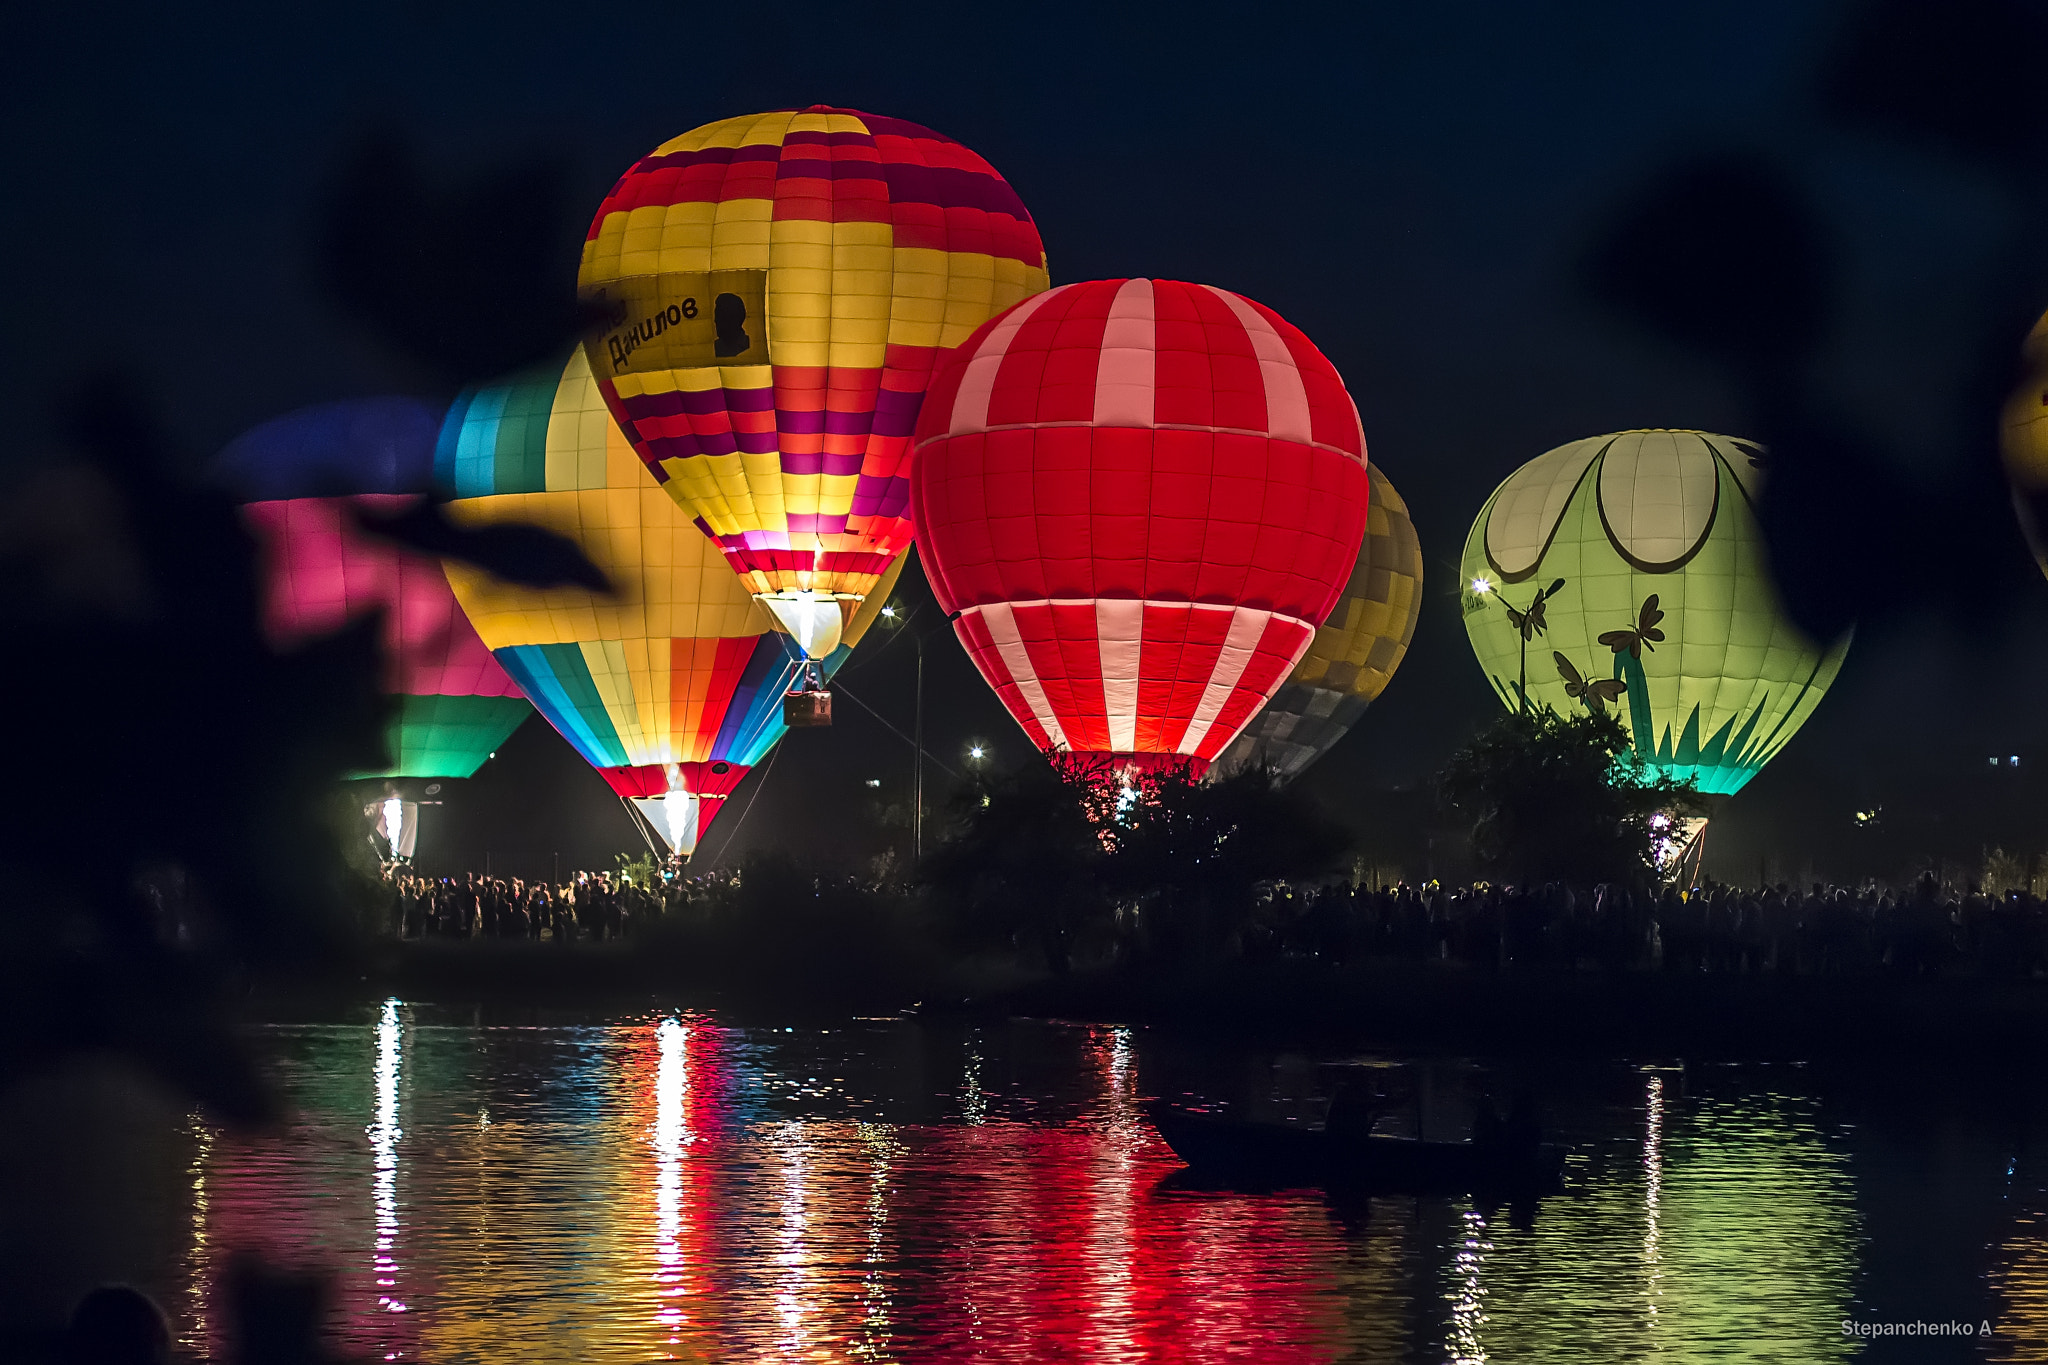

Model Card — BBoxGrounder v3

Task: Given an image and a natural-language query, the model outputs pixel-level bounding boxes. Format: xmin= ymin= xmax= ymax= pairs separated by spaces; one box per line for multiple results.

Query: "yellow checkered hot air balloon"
xmin=579 ymin=106 xmax=1049 ymax=661
xmin=2001 ymin=307 xmax=2048 ymax=577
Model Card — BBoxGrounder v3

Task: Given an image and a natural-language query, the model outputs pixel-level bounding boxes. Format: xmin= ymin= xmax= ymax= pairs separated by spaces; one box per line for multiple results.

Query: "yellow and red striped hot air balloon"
xmin=578 ymin=106 xmax=1048 ymax=661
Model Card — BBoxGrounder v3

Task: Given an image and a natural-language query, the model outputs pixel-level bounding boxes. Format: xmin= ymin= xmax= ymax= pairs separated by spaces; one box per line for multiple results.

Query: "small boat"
xmin=1143 ymin=1100 xmax=1565 ymax=1196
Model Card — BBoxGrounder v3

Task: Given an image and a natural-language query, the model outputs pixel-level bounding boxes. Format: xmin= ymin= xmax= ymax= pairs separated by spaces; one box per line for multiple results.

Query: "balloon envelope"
xmin=439 ymin=349 xmax=901 ymax=854
xmin=1217 ymin=463 xmax=1421 ymax=781
xmin=1999 ymin=307 xmax=2048 ymax=577
xmin=216 ymin=398 xmax=529 ymax=779
xmin=910 ymin=278 xmax=1371 ymax=773
xmin=1459 ymin=430 xmax=1848 ymax=798
xmin=577 ymin=106 xmax=1048 ymax=652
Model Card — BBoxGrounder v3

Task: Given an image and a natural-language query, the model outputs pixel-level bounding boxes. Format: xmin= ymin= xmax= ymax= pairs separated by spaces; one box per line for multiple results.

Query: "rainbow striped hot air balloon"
xmin=438 ymin=349 xmax=900 ymax=856
xmin=214 ymin=398 xmax=530 ymax=780
xmin=578 ymin=106 xmax=1047 ymax=661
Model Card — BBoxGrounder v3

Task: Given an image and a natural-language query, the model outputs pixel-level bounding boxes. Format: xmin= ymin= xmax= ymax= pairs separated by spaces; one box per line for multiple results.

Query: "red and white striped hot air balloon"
xmin=909 ymin=278 xmax=1370 ymax=774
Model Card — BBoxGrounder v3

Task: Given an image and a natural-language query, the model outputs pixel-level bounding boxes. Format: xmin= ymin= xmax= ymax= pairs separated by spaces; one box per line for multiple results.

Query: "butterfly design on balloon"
xmin=1597 ymin=595 xmax=1666 ymax=660
xmin=1553 ymin=653 xmax=1626 ymax=715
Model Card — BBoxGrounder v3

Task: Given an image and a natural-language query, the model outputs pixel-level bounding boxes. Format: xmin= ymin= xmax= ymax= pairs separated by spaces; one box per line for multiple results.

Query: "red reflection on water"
xmin=187 ymin=1020 xmax=1350 ymax=1363
xmin=883 ymin=1028 xmax=1339 ymax=1363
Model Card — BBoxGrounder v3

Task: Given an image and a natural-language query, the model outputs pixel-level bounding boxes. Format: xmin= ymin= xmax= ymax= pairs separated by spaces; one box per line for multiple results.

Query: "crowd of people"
xmin=1262 ymin=874 xmax=2048 ymax=978
xmin=379 ymin=861 xmax=2048 ymax=979
xmin=377 ymin=866 xmax=732 ymax=942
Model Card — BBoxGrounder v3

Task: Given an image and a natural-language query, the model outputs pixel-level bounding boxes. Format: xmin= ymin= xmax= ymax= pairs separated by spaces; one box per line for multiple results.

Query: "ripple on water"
xmin=139 ymin=1014 xmax=1892 ymax=1363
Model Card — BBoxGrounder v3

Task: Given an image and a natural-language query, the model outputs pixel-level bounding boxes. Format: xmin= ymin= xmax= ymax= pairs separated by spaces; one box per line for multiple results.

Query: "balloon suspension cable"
xmin=699 ymin=744 xmax=780 ymax=869
xmin=1659 ymin=816 xmax=1710 ymax=890
xmin=620 ymin=796 xmax=665 ymax=858
xmin=1678 ymin=819 xmax=1710 ymax=888
xmin=840 ymin=603 xmax=921 ymax=673
xmin=831 ymin=679 xmax=962 ymax=780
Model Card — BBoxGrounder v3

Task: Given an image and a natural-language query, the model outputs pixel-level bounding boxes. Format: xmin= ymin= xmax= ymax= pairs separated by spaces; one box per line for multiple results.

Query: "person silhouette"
xmin=713 ymin=292 xmax=750 ymax=357
xmin=63 ymin=1285 xmax=171 ymax=1365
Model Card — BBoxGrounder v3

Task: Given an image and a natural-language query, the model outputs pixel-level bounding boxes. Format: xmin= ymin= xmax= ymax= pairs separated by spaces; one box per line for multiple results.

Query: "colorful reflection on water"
xmin=123 ymin=1009 xmax=1994 ymax=1361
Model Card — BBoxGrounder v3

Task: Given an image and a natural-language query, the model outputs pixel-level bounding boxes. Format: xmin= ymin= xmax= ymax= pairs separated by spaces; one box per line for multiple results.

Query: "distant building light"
xmin=1991 ymin=757 xmax=2001 ymax=766
xmin=864 ymin=778 xmax=881 ymax=788
xmin=2014 ymin=756 xmax=2023 ymax=767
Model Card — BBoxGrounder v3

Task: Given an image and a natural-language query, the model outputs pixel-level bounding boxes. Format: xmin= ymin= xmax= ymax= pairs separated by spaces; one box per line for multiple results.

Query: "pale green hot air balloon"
xmin=1459 ymin=430 xmax=1848 ymax=800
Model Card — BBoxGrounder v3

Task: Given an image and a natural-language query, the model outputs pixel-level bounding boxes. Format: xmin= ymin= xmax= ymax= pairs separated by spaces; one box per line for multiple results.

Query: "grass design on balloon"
xmin=1548 ymin=591 xmax=1826 ymax=794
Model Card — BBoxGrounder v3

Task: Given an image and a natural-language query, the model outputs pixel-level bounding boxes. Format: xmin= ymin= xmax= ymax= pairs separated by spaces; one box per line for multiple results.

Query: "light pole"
xmin=913 ymin=627 xmax=925 ymax=865
xmin=1471 ymin=576 xmax=1563 ymax=715
xmin=879 ymin=602 xmax=929 ymax=866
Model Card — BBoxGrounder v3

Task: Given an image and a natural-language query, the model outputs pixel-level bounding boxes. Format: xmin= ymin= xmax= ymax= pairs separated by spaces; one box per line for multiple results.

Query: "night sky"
xmin=10 ymin=1 xmax=2048 ymax=879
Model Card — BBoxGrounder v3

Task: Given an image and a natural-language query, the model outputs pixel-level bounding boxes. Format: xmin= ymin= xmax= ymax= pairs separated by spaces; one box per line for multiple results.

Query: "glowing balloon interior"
xmin=1459 ymin=430 xmax=1849 ymax=798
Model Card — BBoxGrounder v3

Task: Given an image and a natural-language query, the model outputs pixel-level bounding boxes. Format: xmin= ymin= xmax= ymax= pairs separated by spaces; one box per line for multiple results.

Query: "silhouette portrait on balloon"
xmin=713 ymin=292 xmax=751 ymax=358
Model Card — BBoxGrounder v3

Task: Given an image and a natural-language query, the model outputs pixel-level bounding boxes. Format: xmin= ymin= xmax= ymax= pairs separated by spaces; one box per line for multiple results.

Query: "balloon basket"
xmin=784 ymin=689 xmax=833 ymax=728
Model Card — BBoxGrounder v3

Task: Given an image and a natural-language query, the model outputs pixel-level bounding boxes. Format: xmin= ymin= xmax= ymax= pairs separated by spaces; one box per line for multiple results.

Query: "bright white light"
xmin=969 ymin=746 xmax=985 ymax=761
xmin=382 ymin=797 xmax=404 ymax=859
xmin=370 ymin=999 xmax=404 ymax=1313
xmin=653 ymin=1017 xmax=688 ymax=1330
xmin=631 ymin=790 xmax=702 ymax=857
xmin=880 ymin=605 xmax=897 ymax=620
xmin=661 ymin=789 xmax=694 ymax=852
xmin=864 ymin=778 xmax=881 ymax=788
xmin=1471 ymin=577 xmax=1493 ymax=595
xmin=763 ymin=591 xmax=845 ymax=660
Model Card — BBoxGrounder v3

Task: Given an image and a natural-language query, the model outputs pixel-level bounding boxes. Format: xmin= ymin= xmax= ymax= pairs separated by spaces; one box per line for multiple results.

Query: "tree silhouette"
xmin=1439 ymin=707 xmax=1702 ymax=887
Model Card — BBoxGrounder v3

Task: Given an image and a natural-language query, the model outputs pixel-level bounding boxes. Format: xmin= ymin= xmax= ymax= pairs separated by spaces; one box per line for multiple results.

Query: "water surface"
xmin=44 ymin=1005 xmax=2048 ymax=1362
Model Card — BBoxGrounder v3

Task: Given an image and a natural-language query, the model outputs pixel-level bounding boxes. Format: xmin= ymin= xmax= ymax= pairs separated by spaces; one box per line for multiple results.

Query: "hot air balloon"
xmin=910 ymin=278 xmax=1371 ymax=775
xmin=2000 ymin=307 xmax=2048 ymax=577
xmin=213 ymin=398 xmax=530 ymax=780
xmin=1459 ymin=430 xmax=1849 ymax=800
xmin=438 ymin=349 xmax=902 ymax=857
xmin=577 ymin=106 xmax=1048 ymax=664
xmin=1216 ymin=463 xmax=1421 ymax=781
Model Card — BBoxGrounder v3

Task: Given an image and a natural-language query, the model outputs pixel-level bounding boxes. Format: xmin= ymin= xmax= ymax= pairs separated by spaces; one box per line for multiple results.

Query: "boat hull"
xmin=1144 ymin=1101 xmax=1564 ymax=1195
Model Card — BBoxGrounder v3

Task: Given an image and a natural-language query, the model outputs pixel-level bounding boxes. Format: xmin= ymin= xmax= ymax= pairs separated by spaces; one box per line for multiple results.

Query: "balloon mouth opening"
xmin=631 ymin=788 xmax=701 ymax=857
xmin=762 ymin=591 xmax=855 ymax=659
